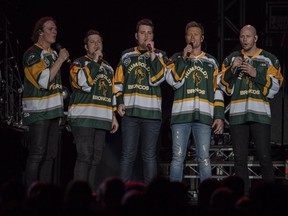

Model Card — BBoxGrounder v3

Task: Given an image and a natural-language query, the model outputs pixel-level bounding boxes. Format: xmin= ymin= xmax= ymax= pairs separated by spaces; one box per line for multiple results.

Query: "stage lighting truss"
xmin=0 ymin=15 xmax=25 ymax=131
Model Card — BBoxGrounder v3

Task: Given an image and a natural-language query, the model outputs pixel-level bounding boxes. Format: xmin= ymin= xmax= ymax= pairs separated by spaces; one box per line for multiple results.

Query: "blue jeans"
xmin=120 ymin=116 xmax=161 ymax=184
xmin=72 ymin=126 xmax=106 ymax=191
xmin=170 ymin=122 xmax=212 ymax=182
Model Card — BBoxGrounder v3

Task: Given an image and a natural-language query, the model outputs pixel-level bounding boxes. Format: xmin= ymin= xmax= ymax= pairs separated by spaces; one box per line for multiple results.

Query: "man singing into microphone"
xmin=22 ymin=16 xmax=70 ymax=188
xmin=218 ymin=24 xmax=283 ymax=195
xmin=67 ymin=29 xmax=119 ymax=191
xmin=165 ymin=21 xmax=225 ymax=183
xmin=114 ymin=18 xmax=169 ymax=184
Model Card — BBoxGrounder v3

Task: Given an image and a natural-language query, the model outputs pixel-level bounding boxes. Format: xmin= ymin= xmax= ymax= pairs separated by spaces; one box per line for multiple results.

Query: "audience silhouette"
xmin=0 ymin=176 xmax=287 ymax=216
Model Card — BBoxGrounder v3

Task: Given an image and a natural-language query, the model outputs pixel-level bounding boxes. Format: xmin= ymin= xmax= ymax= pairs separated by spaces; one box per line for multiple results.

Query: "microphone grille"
xmin=55 ymin=43 xmax=62 ymax=51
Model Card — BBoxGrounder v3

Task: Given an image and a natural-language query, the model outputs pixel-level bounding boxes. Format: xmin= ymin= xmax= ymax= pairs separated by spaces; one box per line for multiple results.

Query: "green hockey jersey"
xmin=166 ymin=51 xmax=225 ymax=125
xmin=22 ymin=44 xmax=64 ymax=125
xmin=218 ymin=49 xmax=283 ymax=125
xmin=114 ymin=47 xmax=168 ymax=120
xmin=68 ymin=55 xmax=116 ymax=130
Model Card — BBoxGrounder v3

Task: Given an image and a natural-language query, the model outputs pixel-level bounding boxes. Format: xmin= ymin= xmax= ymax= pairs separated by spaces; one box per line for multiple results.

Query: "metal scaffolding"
xmin=159 ymin=145 xmax=286 ymax=193
xmin=0 ymin=4 xmax=25 ymax=131
xmin=217 ymin=0 xmax=246 ymax=62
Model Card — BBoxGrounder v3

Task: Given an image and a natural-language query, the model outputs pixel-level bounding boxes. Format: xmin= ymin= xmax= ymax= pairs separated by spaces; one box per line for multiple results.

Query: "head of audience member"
xmin=220 ymin=175 xmax=245 ymax=199
xmin=209 ymin=187 xmax=238 ymax=216
xmin=63 ymin=180 xmax=95 ymax=216
xmin=96 ymin=176 xmax=125 ymax=212
xmin=197 ymin=177 xmax=221 ymax=210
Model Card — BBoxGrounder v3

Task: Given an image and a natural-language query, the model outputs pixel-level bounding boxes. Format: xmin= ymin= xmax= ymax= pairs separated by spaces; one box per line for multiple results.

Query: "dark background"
xmin=4 ymin=0 xmax=286 ymax=72
xmin=1 ymin=0 xmax=288 ymax=187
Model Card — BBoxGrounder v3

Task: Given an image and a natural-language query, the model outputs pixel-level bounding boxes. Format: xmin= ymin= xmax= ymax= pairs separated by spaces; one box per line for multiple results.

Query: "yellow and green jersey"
xmin=114 ymin=47 xmax=168 ymax=120
xmin=22 ymin=44 xmax=64 ymax=125
xmin=219 ymin=49 xmax=283 ymax=125
xmin=68 ymin=56 xmax=116 ymax=130
xmin=166 ymin=52 xmax=225 ymax=125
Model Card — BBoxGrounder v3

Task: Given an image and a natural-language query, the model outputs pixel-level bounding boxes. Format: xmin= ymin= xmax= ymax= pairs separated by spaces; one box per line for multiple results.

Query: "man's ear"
xmin=135 ymin=32 xmax=138 ymax=42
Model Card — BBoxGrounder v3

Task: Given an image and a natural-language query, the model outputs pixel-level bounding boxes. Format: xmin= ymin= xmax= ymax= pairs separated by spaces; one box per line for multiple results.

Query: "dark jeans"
xmin=25 ymin=119 xmax=60 ymax=188
xmin=230 ymin=122 xmax=274 ymax=194
xmin=120 ymin=116 xmax=161 ymax=184
xmin=72 ymin=126 xmax=106 ymax=191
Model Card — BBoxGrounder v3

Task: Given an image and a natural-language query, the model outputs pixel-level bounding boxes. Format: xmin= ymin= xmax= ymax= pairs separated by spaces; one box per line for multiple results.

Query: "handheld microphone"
xmin=55 ymin=43 xmax=71 ymax=64
xmin=98 ymin=55 xmax=103 ymax=65
xmin=187 ymin=42 xmax=194 ymax=58
xmin=232 ymin=55 xmax=244 ymax=75
xmin=146 ymin=43 xmax=152 ymax=52
xmin=232 ymin=66 xmax=238 ymax=75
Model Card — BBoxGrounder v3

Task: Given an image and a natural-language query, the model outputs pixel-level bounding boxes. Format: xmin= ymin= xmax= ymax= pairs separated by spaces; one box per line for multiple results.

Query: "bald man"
xmin=217 ymin=24 xmax=283 ymax=196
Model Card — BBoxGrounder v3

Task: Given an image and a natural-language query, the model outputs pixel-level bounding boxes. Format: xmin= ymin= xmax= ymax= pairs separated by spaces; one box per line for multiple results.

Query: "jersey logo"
xmin=27 ymin=54 xmax=37 ymax=66
xmin=193 ymin=71 xmax=202 ymax=86
xmin=246 ymin=76 xmax=254 ymax=89
xmin=135 ymin=68 xmax=146 ymax=84
xmin=123 ymin=57 xmax=131 ymax=67
xmin=98 ymin=79 xmax=108 ymax=97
